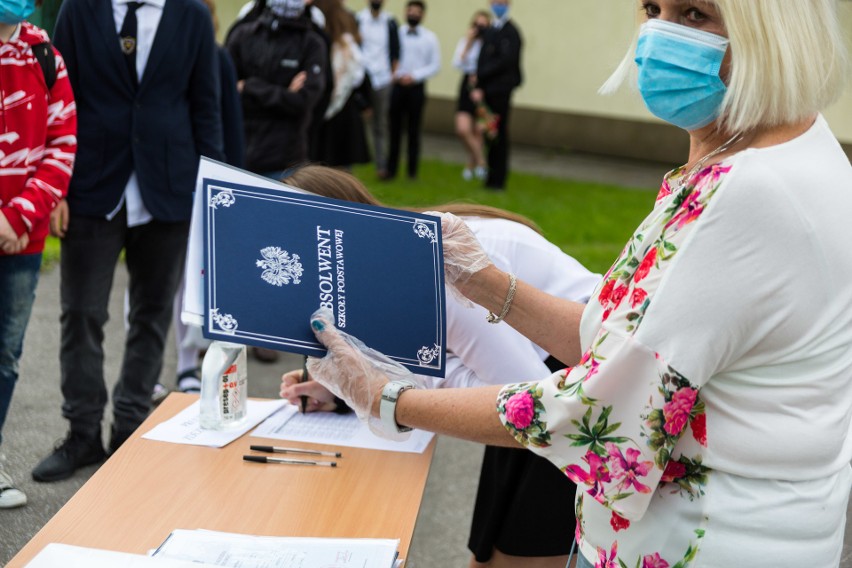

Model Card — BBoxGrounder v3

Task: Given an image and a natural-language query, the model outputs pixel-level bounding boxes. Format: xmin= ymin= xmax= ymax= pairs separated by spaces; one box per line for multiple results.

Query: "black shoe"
xmin=32 ymin=431 xmax=106 ymax=482
xmin=108 ymin=424 xmax=137 ymax=456
xmin=177 ymin=367 xmax=202 ymax=394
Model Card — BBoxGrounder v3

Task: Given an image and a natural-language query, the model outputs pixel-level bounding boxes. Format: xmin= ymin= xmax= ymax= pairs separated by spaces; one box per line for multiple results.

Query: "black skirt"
xmin=456 ymin=73 xmax=477 ymax=115
xmin=318 ymin=95 xmax=370 ymax=167
xmin=468 ymin=356 xmax=577 ymax=561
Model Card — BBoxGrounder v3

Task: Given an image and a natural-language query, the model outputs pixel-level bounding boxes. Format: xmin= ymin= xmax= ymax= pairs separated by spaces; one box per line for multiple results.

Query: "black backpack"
xmin=32 ymin=42 xmax=56 ymax=90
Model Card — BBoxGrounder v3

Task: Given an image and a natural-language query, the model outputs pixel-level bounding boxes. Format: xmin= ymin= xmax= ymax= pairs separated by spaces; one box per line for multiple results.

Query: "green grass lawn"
xmin=354 ymin=159 xmax=659 ymax=274
xmin=42 ymin=159 xmax=659 ymax=275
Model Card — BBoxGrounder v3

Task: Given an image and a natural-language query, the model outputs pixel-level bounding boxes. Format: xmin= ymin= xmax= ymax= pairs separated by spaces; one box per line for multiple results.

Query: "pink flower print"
xmin=584 ymin=358 xmax=600 ymax=382
xmin=642 ymin=553 xmax=670 ymax=568
xmin=634 ymin=248 xmax=657 ymax=283
xmin=565 ymin=451 xmax=612 ymax=503
xmin=609 ymin=511 xmax=630 ymax=532
xmin=663 ymin=387 xmax=698 ymax=436
xmin=690 ymin=412 xmax=707 ymax=446
xmin=596 ymin=541 xmax=618 ymax=568
xmin=606 ymin=443 xmax=652 ymax=494
xmin=504 ymin=392 xmax=535 ymax=430
xmin=657 ymin=177 xmax=674 ymax=202
xmin=707 ymin=162 xmax=732 ymax=182
xmin=575 ymin=518 xmax=582 ymax=544
xmin=598 ymin=279 xmax=615 ymax=307
xmin=631 ymin=287 xmax=648 ymax=308
xmin=661 ymin=460 xmax=687 ymax=483
xmin=666 ymin=190 xmax=704 ymax=230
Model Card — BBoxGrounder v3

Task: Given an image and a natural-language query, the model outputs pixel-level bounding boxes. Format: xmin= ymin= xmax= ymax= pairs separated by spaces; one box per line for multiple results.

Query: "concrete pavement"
xmin=2 ymin=135 xmax=850 ymax=567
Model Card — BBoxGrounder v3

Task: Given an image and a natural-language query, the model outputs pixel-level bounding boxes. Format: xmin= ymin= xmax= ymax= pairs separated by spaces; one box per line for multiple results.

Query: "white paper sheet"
xmin=142 ymin=400 xmax=292 ymax=448
xmin=183 ymin=159 xmax=309 ymax=327
xmin=25 ymin=543 xmax=219 ymax=568
xmin=153 ymin=529 xmax=398 ymax=568
xmin=251 ymin=406 xmax=434 ymax=454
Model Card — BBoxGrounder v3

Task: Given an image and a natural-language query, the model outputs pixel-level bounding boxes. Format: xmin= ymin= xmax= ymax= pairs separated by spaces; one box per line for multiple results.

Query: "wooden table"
xmin=8 ymin=394 xmax=435 ymax=567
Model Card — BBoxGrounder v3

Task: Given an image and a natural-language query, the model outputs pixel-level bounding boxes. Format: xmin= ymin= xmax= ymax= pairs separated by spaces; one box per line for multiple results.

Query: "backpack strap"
xmin=32 ymin=42 xmax=57 ymax=91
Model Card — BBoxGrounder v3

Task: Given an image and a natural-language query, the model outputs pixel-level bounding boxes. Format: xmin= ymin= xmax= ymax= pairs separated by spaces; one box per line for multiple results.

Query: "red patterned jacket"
xmin=0 ymin=22 xmax=77 ymax=256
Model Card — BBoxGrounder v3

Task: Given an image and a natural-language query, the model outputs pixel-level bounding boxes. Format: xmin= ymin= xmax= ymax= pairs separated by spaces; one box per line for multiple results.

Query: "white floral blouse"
xmin=497 ymin=116 xmax=852 ymax=567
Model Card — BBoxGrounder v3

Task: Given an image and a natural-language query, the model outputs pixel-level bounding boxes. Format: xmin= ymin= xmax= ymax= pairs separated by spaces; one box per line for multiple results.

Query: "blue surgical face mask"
xmin=0 ymin=0 xmax=34 ymax=25
xmin=490 ymin=3 xmax=508 ymax=20
xmin=634 ymin=19 xmax=729 ymax=131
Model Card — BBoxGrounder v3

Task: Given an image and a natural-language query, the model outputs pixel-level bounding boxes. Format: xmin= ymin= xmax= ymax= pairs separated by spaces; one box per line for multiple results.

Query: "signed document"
xmin=198 ymin=172 xmax=447 ymax=377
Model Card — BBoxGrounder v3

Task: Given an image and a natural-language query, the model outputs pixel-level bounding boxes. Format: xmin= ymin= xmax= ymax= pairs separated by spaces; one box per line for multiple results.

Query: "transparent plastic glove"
xmin=426 ymin=211 xmax=493 ymax=304
xmin=306 ymin=307 xmax=428 ymax=439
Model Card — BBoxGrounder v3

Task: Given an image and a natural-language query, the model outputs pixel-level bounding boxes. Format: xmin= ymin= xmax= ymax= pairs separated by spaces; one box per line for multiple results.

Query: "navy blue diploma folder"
xmin=202 ymin=179 xmax=447 ymax=377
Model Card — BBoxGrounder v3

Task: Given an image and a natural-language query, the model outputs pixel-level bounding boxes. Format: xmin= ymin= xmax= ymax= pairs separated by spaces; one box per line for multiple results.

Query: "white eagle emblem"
xmin=256 ymin=246 xmax=303 ymax=286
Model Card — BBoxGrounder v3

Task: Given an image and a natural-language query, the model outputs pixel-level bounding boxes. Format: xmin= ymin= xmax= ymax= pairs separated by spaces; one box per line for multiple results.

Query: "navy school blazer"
xmin=54 ymin=0 xmax=225 ymax=222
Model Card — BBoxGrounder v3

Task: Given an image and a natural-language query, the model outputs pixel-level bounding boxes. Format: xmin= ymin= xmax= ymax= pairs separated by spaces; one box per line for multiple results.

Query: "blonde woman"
xmin=301 ymin=1 xmax=852 ymax=567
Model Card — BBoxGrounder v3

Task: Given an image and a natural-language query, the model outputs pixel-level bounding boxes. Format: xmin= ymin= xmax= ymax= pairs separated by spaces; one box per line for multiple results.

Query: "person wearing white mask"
xmin=295 ymin=1 xmax=852 ymax=567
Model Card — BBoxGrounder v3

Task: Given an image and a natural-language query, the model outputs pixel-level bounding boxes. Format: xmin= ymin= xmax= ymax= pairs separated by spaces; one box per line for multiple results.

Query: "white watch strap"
xmin=380 ymin=380 xmax=416 ymax=434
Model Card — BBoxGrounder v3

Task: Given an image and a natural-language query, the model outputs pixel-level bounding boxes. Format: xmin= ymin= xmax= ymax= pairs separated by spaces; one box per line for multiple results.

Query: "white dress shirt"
xmin=452 ymin=36 xmax=482 ymax=75
xmin=108 ymin=0 xmax=165 ymax=226
xmin=394 ymin=24 xmax=440 ymax=84
xmin=356 ymin=8 xmax=394 ymax=90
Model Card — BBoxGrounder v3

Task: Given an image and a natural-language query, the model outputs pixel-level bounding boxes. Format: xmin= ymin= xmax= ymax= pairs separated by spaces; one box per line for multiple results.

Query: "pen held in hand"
xmin=243 ymin=455 xmax=337 ymax=467
xmin=300 ymin=357 xmax=309 ymax=414
xmin=250 ymin=444 xmax=342 ymax=458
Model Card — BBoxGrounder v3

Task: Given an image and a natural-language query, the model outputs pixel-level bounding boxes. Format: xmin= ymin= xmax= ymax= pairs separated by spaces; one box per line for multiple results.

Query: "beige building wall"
xmin=217 ymin=0 xmax=852 ymax=161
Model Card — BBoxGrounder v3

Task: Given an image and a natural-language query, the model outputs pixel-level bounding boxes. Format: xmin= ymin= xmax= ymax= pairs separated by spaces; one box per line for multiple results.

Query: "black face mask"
xmin=369 ymin=1 xmax=382 ymax=11
xmin=475 ymin=24 xmax=488 ymax=37
xmin=407 ymin=16 xmax=420 ymax=27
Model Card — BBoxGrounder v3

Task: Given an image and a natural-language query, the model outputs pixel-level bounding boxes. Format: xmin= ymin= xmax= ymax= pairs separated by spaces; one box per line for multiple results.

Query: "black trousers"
xmin=484 ymin=89 xmax=513 ymax=190
xmin=59 ymin=207 xmax=189 ymax=437
xmin=387 ymin=82 xmax=426 ymax=179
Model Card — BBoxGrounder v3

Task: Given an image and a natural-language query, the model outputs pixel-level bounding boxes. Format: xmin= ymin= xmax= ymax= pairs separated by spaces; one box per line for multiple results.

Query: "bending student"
xmin=279 ymin=165 xmax=600 ymax=568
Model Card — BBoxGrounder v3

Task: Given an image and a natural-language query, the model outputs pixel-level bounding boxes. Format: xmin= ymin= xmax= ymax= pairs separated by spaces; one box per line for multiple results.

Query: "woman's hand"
xmin=427 ymin=212 xmax=493 ymax=301
xmin=280 ymin=369 xmax=337 ymax=413
xmin=307 ymin=308 xmax=427 ymax=435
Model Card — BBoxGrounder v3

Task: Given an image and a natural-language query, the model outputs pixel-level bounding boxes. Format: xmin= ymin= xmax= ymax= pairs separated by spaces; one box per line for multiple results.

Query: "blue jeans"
xmin=0 ymin=253 xmax=42 ymax=446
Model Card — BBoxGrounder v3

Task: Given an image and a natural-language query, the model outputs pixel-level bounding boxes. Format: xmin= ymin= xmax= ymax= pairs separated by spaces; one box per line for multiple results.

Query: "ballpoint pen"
xmin=243 ymin=455 xmax=337 ymax=467
xmin=300 ymin=356 xmax=309 ymax=414
xmin=250 ymin=445 xmax=342 ymax=458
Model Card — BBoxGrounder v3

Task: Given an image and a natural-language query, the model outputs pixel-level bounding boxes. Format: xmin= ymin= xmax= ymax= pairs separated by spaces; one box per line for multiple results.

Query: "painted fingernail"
xmin=311 ymin=319 xmax=325 ymax=332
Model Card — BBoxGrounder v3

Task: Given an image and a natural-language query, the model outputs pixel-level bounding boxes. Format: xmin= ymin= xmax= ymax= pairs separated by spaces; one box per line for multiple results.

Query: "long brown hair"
xmin=313 ymin=0 xmax=361 ymax=45
xmin=283 ymin=165 xmax=543 ymax=234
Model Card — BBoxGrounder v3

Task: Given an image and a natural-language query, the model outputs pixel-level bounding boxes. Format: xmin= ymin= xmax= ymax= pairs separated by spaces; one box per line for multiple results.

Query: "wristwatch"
xmin=380 ymin=379 xmax=417 ymax=434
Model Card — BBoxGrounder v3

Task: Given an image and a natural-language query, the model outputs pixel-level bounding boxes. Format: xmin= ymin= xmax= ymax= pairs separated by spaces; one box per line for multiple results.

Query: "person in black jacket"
xmin=226 ymin=0 xmax=327 ymax=178
xmin=471 ymin=0 xmax=522 ymax=191
xmin=32 ymin=0 xmax=225 ymax=483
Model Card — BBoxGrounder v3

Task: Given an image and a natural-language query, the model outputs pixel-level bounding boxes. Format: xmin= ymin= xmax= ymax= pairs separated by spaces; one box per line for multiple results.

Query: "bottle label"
xmin=219 ymin=363 xmax=246 ymax=422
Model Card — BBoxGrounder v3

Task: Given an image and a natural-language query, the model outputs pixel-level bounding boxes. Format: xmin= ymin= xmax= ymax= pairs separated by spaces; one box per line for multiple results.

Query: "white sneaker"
xmin=462 ymin=168 xmax=473 ymax=181
xmin=474 ymin=166 xmax=488 ymax=180
xmin=0 ymin=469 xmax=27 ymax=509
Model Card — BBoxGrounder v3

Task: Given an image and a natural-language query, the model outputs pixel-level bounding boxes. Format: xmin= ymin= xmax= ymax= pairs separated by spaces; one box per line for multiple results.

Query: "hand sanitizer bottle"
xmin=200 ymin=341 xmax=248 ymax=430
